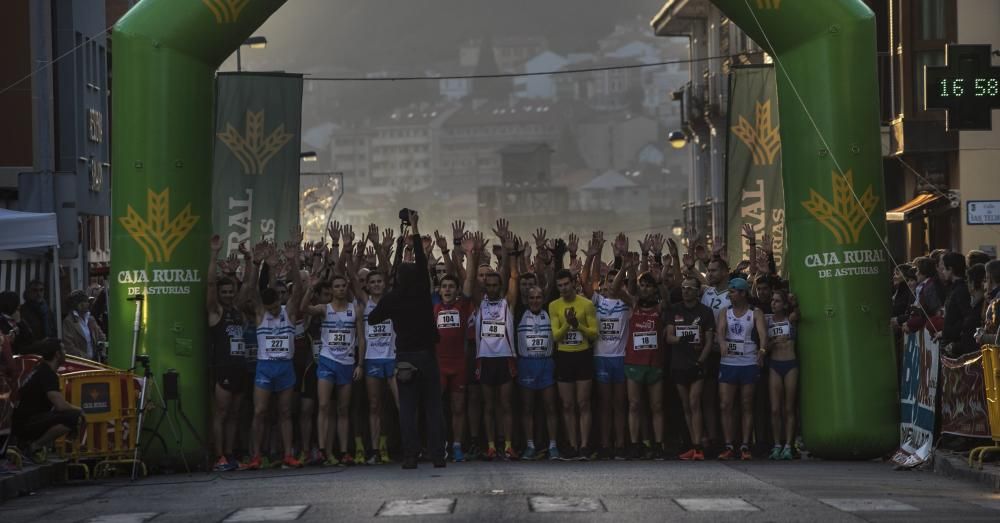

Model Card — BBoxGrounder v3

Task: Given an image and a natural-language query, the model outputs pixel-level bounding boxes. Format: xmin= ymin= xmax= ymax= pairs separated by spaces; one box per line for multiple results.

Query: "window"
xmin=918 ymin=0 xmax=946 ymax=40
xmin=913 ymin=50 xmax=944 ymax=113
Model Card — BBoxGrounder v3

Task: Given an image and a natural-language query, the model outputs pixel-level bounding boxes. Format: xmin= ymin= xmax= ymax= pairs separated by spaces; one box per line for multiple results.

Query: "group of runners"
xmin=206 ymin=215 xmax=800 ymax=470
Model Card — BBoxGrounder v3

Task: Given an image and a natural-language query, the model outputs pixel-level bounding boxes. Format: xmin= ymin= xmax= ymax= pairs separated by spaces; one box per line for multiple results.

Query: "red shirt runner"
xmin=434 ymin=297 xmax=473 ymax=365
xmin=625 ymin=304 xmax=663 ymax=368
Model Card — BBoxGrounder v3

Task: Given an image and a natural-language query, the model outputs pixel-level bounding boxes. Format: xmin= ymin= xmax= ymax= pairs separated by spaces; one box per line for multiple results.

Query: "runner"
xmin=581 ymin=231 xmax=629 ymax=460
xmin=667 ymin=276 xmax=716 ymax=461
xmin=359 ymin=269 xmax=397 ymax=465
xmin=435 ymin=270 xmax=474 ymax=462
xmin=207 ymin=235 xmax=246 ymax=472
xmin=716 ymin=277 xmax=767 ymax=460
xmin=698 ymin=254 xmax=731 ymax=450
xmin=767 ymin=289 xmax=799 ymax=460
xmin=549 ymin=266 xmax=599 ymax=460
xmin=471 ymin=222 xmax=520 ymax=461
xmin=616 ymin=259 xmax=666 ymax=460
xmin=244 ymin=235 xmax=306 ymax=469
xmin=515 ymin=285 xmax=558 ymax=460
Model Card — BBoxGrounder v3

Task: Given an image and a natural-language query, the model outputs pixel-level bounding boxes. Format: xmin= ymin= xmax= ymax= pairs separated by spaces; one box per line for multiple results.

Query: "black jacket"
xmin=368 ymin=233 xmax=439 ymax=352
xmin=941 ymin=278 xmax=971 ymax=345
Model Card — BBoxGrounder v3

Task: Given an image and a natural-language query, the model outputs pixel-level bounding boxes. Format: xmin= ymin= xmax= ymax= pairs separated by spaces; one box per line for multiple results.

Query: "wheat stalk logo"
xmin=731 ymin=99 xmax=781 ymax=166
xmin=801 ymin=170 xmax=879 ymax=245
xmin=119 ymin=189 xmax=200 ymax=263
xmin=202 ymin=0 xmax=249 ymax=24
xmin=217 ymin=110 xmax=293 ymax=175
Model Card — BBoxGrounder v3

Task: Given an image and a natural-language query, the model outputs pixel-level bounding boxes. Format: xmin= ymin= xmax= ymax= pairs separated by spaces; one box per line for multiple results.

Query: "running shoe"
xmin=366 ymin=449 xmax=379 ymax=465
xmin=578 ymin=446 xmax=594 ymax=461
xmin=355 ymin=446 xmax=366 ymax=465
xmin=560 ymin=447 xmax=578 ymax=461
xmin=380 ymin=439 xmax=392 ymax=463
xmin=452 ymin=446 xmax=466 ymax=463
xmin=504 ymin=446 xmax=520 ymax=461
xmin=467 ymin=443 xmax=482 ymax=461
xmin=484 ymin=446 xmax=498 ymax=461
xmin=678 ymin=448 xmax=699 ymax=461
xmin=339 ymin=452 xmax=355 ymax=466
xmin=613 ymin=447 xmax=627 ymax=461
xmin=780 ymin=447 xmax=794 ymax=460
xmin=717 ymin=447 xmax=736 ymax=460
xmin=214 ymin=455 xmax=233 ymax=472
xmin=241 ymin=454 xmax=262 ymax=470
xmin=596 ymin=447 xmax=611 ymax=461
xmin=651 ymin=446 xmax=666 ymax=461
xmin=282 ymin=454 xmax=304 ymax=469
xmin=693 ymin=449 xmax=705 ymax=461
xmin=740 ymin=446 xmax=752 ymax=461
xmin=521 ymin=446 xmax=537 ymax=461
xmin=547 ymin=447 xmax=561 ymax=461
xmin=768 ymin=446 xmax=782 ymax=460
xmin=324 ymin=452 xmax=340 ymax=467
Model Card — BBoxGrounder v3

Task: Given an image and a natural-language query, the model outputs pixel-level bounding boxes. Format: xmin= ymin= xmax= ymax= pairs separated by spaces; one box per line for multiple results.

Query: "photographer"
xmin=13 ymin=339 xmax=84 ymax=462
xmin=367 ymin=209 xmax=445 ymax=469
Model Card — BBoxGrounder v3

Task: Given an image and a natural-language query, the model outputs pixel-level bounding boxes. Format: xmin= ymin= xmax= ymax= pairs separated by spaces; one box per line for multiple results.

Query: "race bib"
xmin=525 ymin=334 xmax=550 ymax=353
xmin=563 ymin=329 xmax=582 ymax=346
xmin=599 ymin=318 xmax=622 ymax=338
xmin=311 ymin=340 xmax=322 ymax=358
xmin=632 ymin=331 xmax=658 ymax=351
xmin=481 ymin=320 xmax=505 ymax=338
xmin=326 ymin=328 xmax=354 ymax=349
xmin=437 ymin=311 xmax=460 ymax=329
xmin=264 ymin=335 xmax=290 ymax=357
xmin=229 ymin=339 xmax=246 ymax=357
xmin=367 ymin=322 xmax=391 ymax=339
xmin=675 ymin=325 xmax=700 ymax=344
xmin=726 ymin=341 xmax=755 ymax=356
xmin=246 ymin=344 xmax=258 ymax=361
xmin=768 ymin=322 xmax=791 ymax=339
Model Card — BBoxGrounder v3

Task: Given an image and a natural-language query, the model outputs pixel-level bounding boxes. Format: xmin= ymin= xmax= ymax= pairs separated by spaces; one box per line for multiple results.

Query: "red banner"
xmin=940 ymin=352 xmax=991 ymax=438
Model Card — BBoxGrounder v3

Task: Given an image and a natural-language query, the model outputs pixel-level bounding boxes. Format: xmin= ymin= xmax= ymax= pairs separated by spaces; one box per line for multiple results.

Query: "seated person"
xmin=13 ymin=339 xmax=83 ymax=461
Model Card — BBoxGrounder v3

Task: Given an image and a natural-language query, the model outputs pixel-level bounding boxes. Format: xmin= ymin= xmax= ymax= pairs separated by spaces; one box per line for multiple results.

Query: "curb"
xmin=0 ymin=460 xmax=67 ymax=503
xmin=932 ymin=450 xmax=1000 ymax=492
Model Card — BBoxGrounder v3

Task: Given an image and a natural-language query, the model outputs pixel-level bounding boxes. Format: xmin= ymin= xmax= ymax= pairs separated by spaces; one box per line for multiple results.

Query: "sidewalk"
xmin=933 ymin=449 xmax=1000 ymax=492
xmin=0 ymin=458 xmax=67 ymax=503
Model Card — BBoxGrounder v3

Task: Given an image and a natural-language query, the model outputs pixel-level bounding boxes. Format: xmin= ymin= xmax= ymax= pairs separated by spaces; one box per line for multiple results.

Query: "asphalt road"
xmin=1 ymin=459 xmax=998 ymax=522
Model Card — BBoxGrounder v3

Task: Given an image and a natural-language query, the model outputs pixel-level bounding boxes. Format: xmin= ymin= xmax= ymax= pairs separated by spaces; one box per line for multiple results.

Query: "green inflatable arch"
xmin=110 ymin=0 xmax=895 ymax=460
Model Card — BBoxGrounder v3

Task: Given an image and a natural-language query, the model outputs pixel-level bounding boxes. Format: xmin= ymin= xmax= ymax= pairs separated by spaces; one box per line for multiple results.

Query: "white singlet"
xmin=321 ymin=303 xmax=358 ymax=365
xmin=592 ymin=293 xmax=629 ymax=357
xmin=722 ymin=307 xmax=757 ymax=366
xmin=517 ymin=309 xmax=552 ymax=359
xmin=475 ymin=298 xmax=515 ymax=358
xmin=256 ymin=306 xmax=295 ymax=362
xmin=364 ymin=298 xmax=396 ymax=360
xmin=702 ymin=286 xmax=731 ymax=320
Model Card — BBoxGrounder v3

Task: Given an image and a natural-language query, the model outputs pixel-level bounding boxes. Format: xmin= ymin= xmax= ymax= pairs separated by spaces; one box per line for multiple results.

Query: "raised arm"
xmin=435 ymin=230 xmax=457 ymax=277
xmin=285 ymin=227 xmax=305 ymax=322
xmin=463 ymin=231 xmax=484 ymax=300
xmin=612 ymin=254 xmax=636 ymax=306
xmin=207 ymin=234 xmax=223 ymax=321
xmin=580 ymin=232 xmax=602 ymax=299
xmin=504 ymin=234 xmax=520 ymax=305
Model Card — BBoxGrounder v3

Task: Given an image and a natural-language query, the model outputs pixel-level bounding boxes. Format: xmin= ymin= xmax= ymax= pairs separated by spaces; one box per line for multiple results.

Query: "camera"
xmin=398 ymin=208 xmax=415 ymax=225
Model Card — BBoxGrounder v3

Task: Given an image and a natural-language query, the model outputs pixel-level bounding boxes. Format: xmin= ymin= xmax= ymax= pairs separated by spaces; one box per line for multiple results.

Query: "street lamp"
xmin=300 ymin=151 xmax=318 ymax=162
xmin=671 ymin=219 xmax=684 ymax=238
xmin=236 ymin=36 xmax=267 ymax=72
xmin=668 ymin=130 xmax=688 ymax=149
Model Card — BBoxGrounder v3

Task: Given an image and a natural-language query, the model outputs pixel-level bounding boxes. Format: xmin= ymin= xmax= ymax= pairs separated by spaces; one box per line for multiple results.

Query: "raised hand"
xmin=567 ymin=233 xmax=579 ymax=256
xmin=381 ymin=228 xmax=394 ymax=251
xmin=290 ymin=225 xmax=304 ymax=245
xmin=341 ymin=224 xmax=355 ymax=246
xmin=638 ymin=234 xmax=653 ymax=255
xmin=367 ymin=223 xmax=379 ymax=245
xmin=461 ymin=231 xmax=475 ymax=254
xmin=666 ymin=237 xmax=680 ymax=258
xmin=407 ymin=209 xmax=419 ymax=227
xmin=327 ymin=221 xmax=341 ymax=244
xmin=364 ymin=246 xmax=377 ymax=266
xmin=210 ymin=234 xmax=222 ymax=252
xmin=682 ymin=251 xmax=695 ymax=269
xmin=422 ymin=235 xmax=433 ymax=254
xmin=569 ymin=256 xmax=583 ymax=274
xmin=614 ymin=233 xmax=628 ymax=257
xmin=524 ymin=243 xmax=533 ymax=261
xmin=493 ymin=218 xmax=510 ymax=241
xmin=434 ymin=230 xmax=448 ymax=251
xmin=451 ymin=220 xmax=465 ymax=242
xmin=533 ymin=228 xmax=547 ymax=249
xmin=283 ymin=239 xmax=300 ymax=264
xmin=238 ymin=240 xmax=251 ymax=260
xmin=472 ymin=231 xmax=486 ymax=252
xmin=741 ymin=224 xmax=756 ymax=244
xmin=650 ymin=233 xmax=665 ymax=254
xmin=694 ymin=241 xmax=709 ymax=263
xmin=712 ymin=237 xmax=727 ymax=258
xmin=585 ymin=235 xmax=604 ymax=257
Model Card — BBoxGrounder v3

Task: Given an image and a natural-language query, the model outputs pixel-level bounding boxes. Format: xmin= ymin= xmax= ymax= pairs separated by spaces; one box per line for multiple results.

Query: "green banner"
xmin=726 ymin=66 xmax=785 ymax=273
xmin=212 ymin=73 xmax=303 ymax=254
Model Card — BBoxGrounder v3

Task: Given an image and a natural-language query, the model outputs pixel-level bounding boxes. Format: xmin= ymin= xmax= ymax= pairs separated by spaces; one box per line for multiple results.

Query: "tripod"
xmin=127 ymin=295 xmax=189 ymax=480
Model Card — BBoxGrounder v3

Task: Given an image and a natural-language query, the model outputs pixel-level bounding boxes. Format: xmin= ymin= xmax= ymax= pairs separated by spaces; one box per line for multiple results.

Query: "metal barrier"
xmin=56 ymin=369 xmax=146 ymax=479
xmin=969 ymin=344 xmax=1000 ymax=469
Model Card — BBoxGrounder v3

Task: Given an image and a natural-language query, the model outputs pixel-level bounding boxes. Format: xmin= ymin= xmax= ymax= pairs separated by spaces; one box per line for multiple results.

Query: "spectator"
xmin=19 ymin=280 xmax=55 ymax=341
xmin=961 ymin=263 xmax=987 ymax=355
xmin=891 ymin=265 xmax=917 ymax=329
xmin=13 ymin=338 xmax=84 ymax=463
xmin=904 ymin=257 xmax=943 ymax=334
xmin=0 ymin=291 xmax=34 ymax=355
xmin=61 ymin=290 xmax=106 ymax=361
xmin=976 ymin=260 xmax=1000 ymax=346
xmin=937 ymin=252 xmax=971 ymax=355
xmin=967 ymin=250 xmax=991 ymax=269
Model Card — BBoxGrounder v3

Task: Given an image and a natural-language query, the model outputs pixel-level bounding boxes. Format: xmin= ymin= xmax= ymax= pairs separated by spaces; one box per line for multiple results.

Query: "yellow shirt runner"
xmin=548 ymin=295 xmax=598 ymax=353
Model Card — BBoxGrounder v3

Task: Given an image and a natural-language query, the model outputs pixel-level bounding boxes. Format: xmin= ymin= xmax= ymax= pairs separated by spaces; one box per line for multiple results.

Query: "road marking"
xmin=529 ymin=496 xmax=605 ymax=513
xmin=377 ymin=499 xmax=456 ymax=517
xmin=85 ymin=514 xmax=159 ymax=523
xmin=819 ymin=498 xmax=919 ymax=512
xmin=675 ymin=498 xmax=759 ymax=511
xmin=223 ymin=505 xmax=310 ymax=521
xmin=967 ymin=499 xmax=1000 ymax=511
